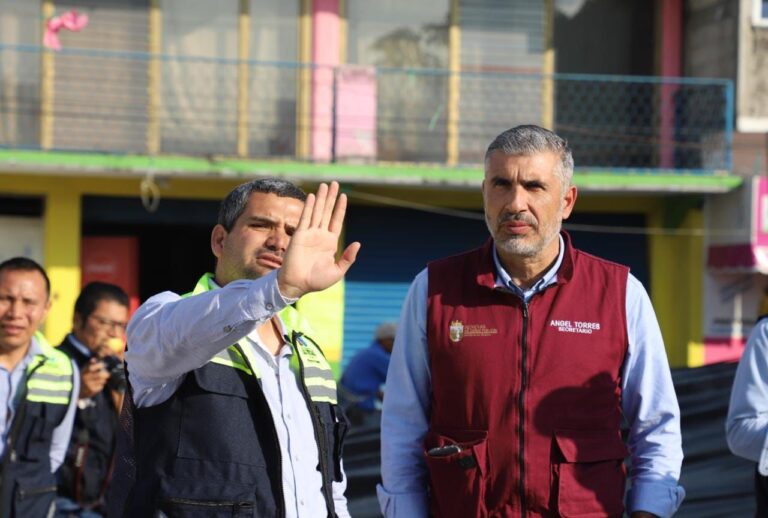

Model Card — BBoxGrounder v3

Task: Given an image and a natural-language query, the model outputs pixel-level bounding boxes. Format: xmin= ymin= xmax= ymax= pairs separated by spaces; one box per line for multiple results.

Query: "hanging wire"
xmin=344 ymin=188 xmax=744 ymax=238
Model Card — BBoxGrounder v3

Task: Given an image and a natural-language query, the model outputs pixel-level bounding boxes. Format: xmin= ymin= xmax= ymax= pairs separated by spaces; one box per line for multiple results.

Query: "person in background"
xmin=379 ymin=125 xmax=685 ymax=517
xmin=725 ymin=290 xmax=768 ymax=515
xmin=56 ymin=282 xmax=129 ymax=517
xmin=0 ymin=257 xmax=79 ymax=517
xmin=340 ymin=321 xmax=397 ymax=425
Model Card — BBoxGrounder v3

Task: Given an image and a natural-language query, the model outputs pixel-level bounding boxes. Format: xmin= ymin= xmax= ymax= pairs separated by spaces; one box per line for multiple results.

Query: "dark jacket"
xmin=57 ymin=336 xmax=119 ymax=508
xmin=107 ymin=276 xmax=348 ymax=518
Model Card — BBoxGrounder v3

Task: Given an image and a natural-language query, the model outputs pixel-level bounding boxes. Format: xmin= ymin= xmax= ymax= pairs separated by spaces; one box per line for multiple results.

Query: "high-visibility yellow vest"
xmin=29 ymin=331 xmax=75 ymax=405
xmin=0 ymin=333 xmax=75 ymax=518
xmin=185 ymin=273 xmax=338 ymax=404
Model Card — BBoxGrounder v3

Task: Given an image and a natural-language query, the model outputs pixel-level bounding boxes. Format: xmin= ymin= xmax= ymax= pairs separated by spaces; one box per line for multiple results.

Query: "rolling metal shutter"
xmin=341 ymin=204 xmax=486 ymax=370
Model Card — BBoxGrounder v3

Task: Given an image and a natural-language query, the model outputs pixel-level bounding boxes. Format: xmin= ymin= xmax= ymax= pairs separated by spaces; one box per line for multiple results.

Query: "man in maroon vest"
xmin=378 ymin=125 xmax=685 ymax=517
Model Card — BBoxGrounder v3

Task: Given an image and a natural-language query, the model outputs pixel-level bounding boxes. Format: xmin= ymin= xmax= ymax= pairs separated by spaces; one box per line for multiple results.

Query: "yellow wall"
xmin=0 ymin=173 xmax=259 ymax=344
xmin=649 ymin=207 xmax=704 ymax=368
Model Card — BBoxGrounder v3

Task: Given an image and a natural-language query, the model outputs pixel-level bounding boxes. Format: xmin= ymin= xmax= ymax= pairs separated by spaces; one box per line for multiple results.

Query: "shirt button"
xmin=286 ymin=413 xmax=291 ymax=420
xmin=294 ymin=455 xmax=300 ymax=462
xmin=300 ymin=500 xmax=305 ymax=506
xmin=266 ymin=303 xmax=274 ymax=310
xmin=223 ymin=325 xmax=233 ymax=332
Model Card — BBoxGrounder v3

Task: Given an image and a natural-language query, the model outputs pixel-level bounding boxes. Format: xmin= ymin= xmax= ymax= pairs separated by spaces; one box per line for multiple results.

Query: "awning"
xmin=707 ymin=243 xmax=768 ymax=274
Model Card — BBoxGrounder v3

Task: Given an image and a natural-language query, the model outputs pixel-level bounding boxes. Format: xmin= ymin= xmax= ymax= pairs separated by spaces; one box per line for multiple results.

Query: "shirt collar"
xmin=29 ymin=334 xmax=44 ymax=357
xmin=492 ymin=234 xmax=565 ymax=302
xmin=67 ymin=333 xmax=94 ymax=358
xmin=6 ymin=334 xmax=46 ymax=374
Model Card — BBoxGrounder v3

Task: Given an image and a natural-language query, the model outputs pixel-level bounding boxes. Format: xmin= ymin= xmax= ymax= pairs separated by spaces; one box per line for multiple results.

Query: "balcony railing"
xmin=0 ymin=44 xmax=733 ymax=173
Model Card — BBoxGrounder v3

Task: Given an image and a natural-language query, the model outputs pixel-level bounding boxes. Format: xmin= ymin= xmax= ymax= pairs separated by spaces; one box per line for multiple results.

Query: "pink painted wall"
xmin=335 ymin=66 xmax=377 ymax=159
xmin=756 ymin=177 xmax=768 ymax=247
xmin=311 ymin=0 xmax=340 ymax=162
xmin=704 ymin=337 xmax=746 ymax=364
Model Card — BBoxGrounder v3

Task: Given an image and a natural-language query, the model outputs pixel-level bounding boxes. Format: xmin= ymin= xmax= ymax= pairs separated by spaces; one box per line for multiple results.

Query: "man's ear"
xmin=211 ymin=224 xmax=227 ymax=259
xmin=42 ymin=298 xmax=52 ymax=323
xmin=561 ymin=185 xmax=578 ymax=220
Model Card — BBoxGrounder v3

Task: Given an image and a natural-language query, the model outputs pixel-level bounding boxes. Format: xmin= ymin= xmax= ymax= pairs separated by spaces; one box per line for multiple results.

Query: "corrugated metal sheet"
xmin=52 ymin=0 xmax=149 ymax=153
xmin=458 ymin=0 xmax=545 ymax=162
xmin=459 ymin=0 xmax=544 ymax=70
xmin=161 ymin=0 xmax=238 ymax=156
xmin=0 ymin=0 xmax=42 ymax=147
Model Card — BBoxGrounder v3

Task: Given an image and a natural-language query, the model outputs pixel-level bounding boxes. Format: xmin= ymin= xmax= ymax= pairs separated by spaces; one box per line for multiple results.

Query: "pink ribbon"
xmin=43 ymin=10 xmax=89 ymax=51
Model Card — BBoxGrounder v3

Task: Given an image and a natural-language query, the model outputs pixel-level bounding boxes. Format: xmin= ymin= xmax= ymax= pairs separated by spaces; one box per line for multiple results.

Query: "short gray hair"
xmin=218 ymin=178 xmax=307 ymax=231
xmin=375 ymin=321 xmax=398 ymax=341
xmin=485 ymin=125 xmax=574 ymax=187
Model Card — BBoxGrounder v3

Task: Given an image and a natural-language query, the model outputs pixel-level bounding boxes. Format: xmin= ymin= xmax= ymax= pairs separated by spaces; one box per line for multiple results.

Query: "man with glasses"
xmin=56 ymin=282 xmax=129 ymax=517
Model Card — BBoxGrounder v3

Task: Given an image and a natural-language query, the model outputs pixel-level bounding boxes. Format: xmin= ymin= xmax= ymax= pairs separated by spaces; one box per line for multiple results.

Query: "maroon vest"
xmin=426 ymin=233 xmax=629 ymax=518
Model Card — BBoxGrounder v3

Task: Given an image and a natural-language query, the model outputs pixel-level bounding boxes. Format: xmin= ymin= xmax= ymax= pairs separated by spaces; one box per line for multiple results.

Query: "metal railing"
xmin=0 ymin=44 xmax=733 ymax=173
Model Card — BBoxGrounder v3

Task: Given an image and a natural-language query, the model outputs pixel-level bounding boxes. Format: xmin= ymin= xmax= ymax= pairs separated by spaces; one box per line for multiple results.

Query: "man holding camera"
xmin=56 ymin=282 xmax=129 ymax=517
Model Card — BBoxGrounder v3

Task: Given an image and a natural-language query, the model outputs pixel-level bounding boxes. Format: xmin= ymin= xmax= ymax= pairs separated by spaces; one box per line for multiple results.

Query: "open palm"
xmin=277 ymin=182 xmax=361 ymax=299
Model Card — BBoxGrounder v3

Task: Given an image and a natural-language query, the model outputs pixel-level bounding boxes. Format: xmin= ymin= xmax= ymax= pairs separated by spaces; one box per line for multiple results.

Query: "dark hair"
xmin=485 ymin=125 xmax=574 ymax=187
xmin=218 ymin=178 xmax=307 ymax=231
xmin=74 ymin=282 xmax=129 ymax=320
xmin=0 ymin=257 xmax=50 ymax=295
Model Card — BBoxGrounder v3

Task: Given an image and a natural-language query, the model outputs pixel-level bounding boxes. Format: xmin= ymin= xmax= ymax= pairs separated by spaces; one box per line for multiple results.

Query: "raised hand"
xmin=277 ymin=181 xmax=361 ymax=300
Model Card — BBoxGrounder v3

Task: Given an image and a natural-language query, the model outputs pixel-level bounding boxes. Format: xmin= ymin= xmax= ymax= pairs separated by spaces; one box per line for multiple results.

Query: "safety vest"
xmin=188 ymin=273 xmax=339 ymax=405
xmin=426 ymin=234 xmax=629 ymax=517
xmin=0 ymin=333 xmax=75 ymax=518
xmin=112 ymin=274 xmax=347 ymax=518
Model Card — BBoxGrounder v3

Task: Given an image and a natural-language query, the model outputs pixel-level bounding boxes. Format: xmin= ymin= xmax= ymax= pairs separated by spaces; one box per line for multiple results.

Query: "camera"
xmin=101 ymin=355 xmax=127 ymax=393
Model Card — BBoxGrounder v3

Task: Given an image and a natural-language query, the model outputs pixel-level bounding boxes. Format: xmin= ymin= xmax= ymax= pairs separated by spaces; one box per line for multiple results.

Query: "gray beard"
xmin=485 ymin=217 xmax=562 ymax=258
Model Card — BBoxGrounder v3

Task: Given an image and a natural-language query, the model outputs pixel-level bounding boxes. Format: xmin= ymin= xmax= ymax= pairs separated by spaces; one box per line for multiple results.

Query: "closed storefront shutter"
xmin=342 ymin=205 xmax=486 ymax=370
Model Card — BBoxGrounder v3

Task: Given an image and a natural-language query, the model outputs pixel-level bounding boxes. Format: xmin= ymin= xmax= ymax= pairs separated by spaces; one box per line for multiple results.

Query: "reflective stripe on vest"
xmin=290 ymin=334 xmax=337 ymax=404
xmin=28 ymin=333 xmax=74 ymax=405
xmin=185 ymin=273 xmax=337 ymax=403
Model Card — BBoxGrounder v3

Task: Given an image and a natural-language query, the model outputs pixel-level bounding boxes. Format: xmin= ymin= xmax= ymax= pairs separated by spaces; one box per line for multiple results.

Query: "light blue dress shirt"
xmin=726 ymin=317 xmax=768 ymax=474
xmin=125 ymin=270 xmax=349 ymax=518
xmin=0 ymin=335 xmax=79 ymax=472
xmin=378 ymin=236 xmax=685 ymax=518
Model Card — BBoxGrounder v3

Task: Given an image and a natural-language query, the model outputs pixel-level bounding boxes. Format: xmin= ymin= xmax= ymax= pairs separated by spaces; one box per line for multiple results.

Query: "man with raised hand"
xmin=109 ymin=179 xmax=359 ymax=518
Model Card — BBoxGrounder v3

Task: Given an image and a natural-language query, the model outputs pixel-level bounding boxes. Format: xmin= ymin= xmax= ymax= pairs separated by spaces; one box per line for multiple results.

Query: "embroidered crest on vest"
xmin=449 ymin=320 xmax=464 ymax=342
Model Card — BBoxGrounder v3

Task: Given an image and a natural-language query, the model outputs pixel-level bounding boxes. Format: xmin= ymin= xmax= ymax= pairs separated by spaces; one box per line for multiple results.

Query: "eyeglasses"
xmin=88 ymin=314 xmax=128 ymax=332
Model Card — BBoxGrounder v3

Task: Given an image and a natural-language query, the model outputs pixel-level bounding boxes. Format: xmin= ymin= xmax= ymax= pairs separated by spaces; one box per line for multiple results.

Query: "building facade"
xmin=0 ymin=0 xmax=741 ymax=371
